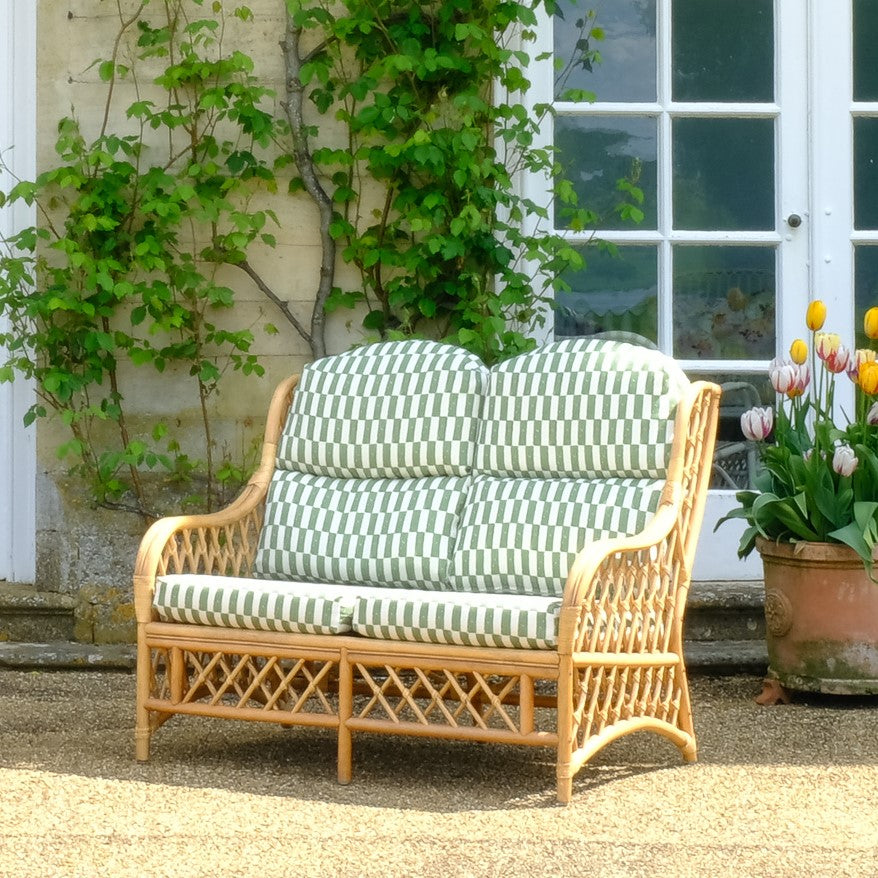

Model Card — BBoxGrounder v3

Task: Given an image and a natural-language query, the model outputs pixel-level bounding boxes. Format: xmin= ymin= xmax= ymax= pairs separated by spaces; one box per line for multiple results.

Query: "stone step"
xmin=0 ymin=582 xmax=76 ymax=643
xmin=0 ymin=580 xmax=768 ymax=675
xmin=685 ymin=580 xmax=765 ymax=643
xmin=0 ymin=641 xmax=135 ymax=670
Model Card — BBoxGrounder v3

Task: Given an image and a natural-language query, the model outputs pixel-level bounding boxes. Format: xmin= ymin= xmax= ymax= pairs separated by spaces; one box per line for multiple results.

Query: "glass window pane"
xmin=672 ymin=0 xmax=773 ymax=102
xmin=854 ymin=118 xmax=878 ymax=230
xmin=555 ymin=245 xmax=658 ymax=342
xmin=673 ymin=246 xmax=776 ymax=359
xmin=673 ymin=118 xmax=774 ymax=231
xmin=554 ymin=0 xmax=656 ymax=103
xmin=555 ymin=116 xmax=657 ymax=230
xmin=854 ymin=0 xmax=878 ymax=101
xmin=855 ymin=246 xmax=878 ymax=349
xmin=698 ymin=371 xmax=772 ymax=489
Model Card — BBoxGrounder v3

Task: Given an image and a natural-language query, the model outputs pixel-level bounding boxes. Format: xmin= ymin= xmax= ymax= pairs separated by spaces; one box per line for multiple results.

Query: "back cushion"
xmin=476 ymin=338 xmax=688 ymax=479
xmin=449 ymin=338 xmax=686 ymax=597
xmin=277 ymin=339 xmax=488 ymax=479
xmin=255 ymin=339 xmax=487 ymax=588
xmin=254 ymin=473 xmax=467 ymax=589
xmin=447 ymin=476 xmax=664 ymax=596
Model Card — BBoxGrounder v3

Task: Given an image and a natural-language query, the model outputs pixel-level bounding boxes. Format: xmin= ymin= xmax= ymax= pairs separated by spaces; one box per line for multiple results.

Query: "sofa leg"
xmin=337 ymin=652 xmax=353 ymax=784
xmin=338 ymin=726 xmax=352 ymax=785
xmin=135 ymin=637 xmax=152 ymax=763
xmin=556 ymin=772 xmax=573 ymax=805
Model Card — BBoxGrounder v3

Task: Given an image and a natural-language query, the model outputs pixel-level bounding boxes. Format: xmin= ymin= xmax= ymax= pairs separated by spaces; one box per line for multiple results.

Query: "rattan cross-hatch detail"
xmin=134 ymin=338 xmax=720 ymax=802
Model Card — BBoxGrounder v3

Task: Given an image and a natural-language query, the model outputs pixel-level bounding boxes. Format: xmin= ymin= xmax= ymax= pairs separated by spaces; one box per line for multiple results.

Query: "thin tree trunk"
xmin=281 ymin=16 xmax=336 ymax=360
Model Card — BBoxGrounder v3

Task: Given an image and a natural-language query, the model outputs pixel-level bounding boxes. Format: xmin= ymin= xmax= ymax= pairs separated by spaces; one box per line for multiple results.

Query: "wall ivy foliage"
xmin=0 ymin=0 xmax=611 ymax=516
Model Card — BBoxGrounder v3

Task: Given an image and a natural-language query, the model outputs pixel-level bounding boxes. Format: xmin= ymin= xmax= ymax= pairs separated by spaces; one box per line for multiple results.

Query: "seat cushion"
xmin=447 ymin=475 xmax=665 ymax=596
xmin=254 ymin=472 xmax=467 ymax=589
xmin=352 ymin=588 xmax=562 ymax=650
xmin=153 ymin=574 xmax=358 ymax=635
xmin=277 ymin=339 xmax=488 ymax=479
xmin=477 ymin=338 xmax=689 ymax=479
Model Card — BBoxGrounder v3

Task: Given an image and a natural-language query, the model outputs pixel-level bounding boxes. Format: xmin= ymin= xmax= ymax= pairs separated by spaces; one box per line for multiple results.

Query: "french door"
xmin=536 ymin=0 xmax=877 ymax=579
xmin=0 ymin=0 xmax=36 ymax=582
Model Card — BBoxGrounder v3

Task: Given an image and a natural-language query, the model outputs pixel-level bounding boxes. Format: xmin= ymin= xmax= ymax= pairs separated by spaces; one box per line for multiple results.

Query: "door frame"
xmin=528 ymin=0 xmax=856 ymax=579
xmin=0 ymin=0 xmax=37 ymax=582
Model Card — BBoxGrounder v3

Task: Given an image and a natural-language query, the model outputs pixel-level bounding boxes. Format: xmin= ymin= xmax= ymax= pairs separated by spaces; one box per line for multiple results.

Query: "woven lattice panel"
xmin=150 ymin=648 xmax=172 ymax=701
xmin=158 ymin=508 xmax=264 ymax=578
xmin=571 ymin=665 xmax=682 ymax=750
xmin=151 ymin=648 xmax=338 ymax=717
xmin=353 ymin=665 xmax=526 ymax=733
xmin=574 ymin=540 xmax=678 ymax=656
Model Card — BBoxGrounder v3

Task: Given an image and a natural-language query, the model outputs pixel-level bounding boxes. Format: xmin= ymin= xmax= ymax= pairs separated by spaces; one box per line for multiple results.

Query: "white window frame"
xmin=0 ymin=0 xmax=37 ymax=582
xmin=527 ymin=0 xmax=862 ymax=579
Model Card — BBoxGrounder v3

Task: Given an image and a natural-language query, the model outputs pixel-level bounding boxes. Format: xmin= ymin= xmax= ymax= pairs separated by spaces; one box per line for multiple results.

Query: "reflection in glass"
xmin=554 ymin=0 xmax=656 ymax=102
xmin=555 ymin=115 xmax=657 ymax=230
xmin=555 ymin=245 xmax=657 ymax=342
xmin=855 ymin=246 xmax=878 ymax=350
xmin=673 ymin=246 xmax=776 ymax=359
xmin=673 ymin=117 xmax=774 ymax=231
xmin=854 ymin=0 xmax=878 ymax=101
xmin=854 ymin=118 xmax=878 ymax=230
xmin=672 ymin=0 xmax=773 ymax=102
xmin=699 ymin=371 xmax=772 ymax=489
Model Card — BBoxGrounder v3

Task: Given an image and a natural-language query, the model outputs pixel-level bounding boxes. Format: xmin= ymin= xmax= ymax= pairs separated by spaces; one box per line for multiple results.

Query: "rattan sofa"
xmin=134 ymin=337 xmax=720 ymax=802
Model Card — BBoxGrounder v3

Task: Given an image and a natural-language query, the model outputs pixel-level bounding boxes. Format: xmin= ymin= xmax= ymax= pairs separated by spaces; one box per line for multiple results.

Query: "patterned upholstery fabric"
xmin=352 ymin=588 xmax=561 ymax=650
xmin=154 ymin=574 xmax=357 ymax=635
xmin=447 ymin=476 xmax=665 ymax=596
xmin=476 ymin=338 xmax=688 ymax=479
xmin=253 ymin=472 xmax=467 ymax=589
xmin=277 ymin=339 xmax=488 ymax=479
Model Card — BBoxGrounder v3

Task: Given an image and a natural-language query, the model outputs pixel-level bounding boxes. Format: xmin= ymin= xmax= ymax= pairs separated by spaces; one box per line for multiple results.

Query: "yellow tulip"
xmin=859 ymin=360 xmax=878 ymax=395
xmin=806 ymin=300 xmax=827 ymax=331
xmin=789 ymin=338 xmax=808 ymax=364
xmin=865 ymin=307 xmax=878 ymax=340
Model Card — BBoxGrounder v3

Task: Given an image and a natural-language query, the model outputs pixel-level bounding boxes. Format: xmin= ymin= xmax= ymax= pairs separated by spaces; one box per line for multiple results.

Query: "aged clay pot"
xmin=757 ymin=537 xmax=878 ymax=695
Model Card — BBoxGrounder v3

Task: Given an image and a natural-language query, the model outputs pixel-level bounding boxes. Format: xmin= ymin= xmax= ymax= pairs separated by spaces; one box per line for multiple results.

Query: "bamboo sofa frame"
xmin=134 ymin=342 xmax=720 ymax=803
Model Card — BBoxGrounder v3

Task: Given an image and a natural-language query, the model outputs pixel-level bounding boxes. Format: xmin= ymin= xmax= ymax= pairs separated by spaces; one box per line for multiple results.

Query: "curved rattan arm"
xmin=557 ymin=379 xmax=721 ymax=658
xmin=557 ymin=493 xmax=686 ymax=656
xmin=133 ymin=375 xmax=299 ymax=623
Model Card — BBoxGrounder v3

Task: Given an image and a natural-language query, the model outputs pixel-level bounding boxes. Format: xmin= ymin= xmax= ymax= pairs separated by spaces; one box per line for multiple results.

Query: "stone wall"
xmin=34 ymin=0 xmax=356 ymax=641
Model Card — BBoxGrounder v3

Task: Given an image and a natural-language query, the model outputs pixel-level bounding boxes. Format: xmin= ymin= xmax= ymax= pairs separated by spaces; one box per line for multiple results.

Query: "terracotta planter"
xmin=756 ymin=537 xmax=878 ymax=695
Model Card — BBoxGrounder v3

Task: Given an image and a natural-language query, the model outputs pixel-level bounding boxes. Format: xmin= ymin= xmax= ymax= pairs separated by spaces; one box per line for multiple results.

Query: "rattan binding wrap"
xmin=134 ymin=373 xmax=721 ymax=803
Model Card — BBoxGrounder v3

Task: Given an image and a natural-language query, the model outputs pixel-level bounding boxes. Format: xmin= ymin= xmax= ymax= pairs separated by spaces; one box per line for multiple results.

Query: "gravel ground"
xmin=1 ymin=670 xmax=877 ymax=878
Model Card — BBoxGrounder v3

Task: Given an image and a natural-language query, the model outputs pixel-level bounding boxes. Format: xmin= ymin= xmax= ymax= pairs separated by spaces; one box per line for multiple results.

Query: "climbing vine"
xmin=0 ymin=1 xmax=282 ymax=515
xmin=0 ymin=0 xmax=629 ymax=515
xmin=281 ymin=0 xmax=607 ymax=363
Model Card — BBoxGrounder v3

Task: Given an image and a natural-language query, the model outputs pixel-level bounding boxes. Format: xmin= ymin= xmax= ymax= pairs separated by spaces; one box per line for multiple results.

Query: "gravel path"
xmin=1 ymin=671 xmax=877 ymax=877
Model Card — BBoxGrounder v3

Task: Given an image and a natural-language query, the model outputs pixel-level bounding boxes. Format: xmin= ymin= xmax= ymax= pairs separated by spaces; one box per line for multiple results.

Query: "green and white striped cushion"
xmin=477 ymin=338 xmax=688 ymax=479
xmin=447 ymin=476 xmax=664 ymax=596
xmin=153 ymin=574 xmax=357 ymax=635
xmin=277 ymin=340 xmax=488 ymax=479
xmin=254 ymin=472 xmax=467 ymax=589
xmin=352 ymin=588 xmax=561 ymax=650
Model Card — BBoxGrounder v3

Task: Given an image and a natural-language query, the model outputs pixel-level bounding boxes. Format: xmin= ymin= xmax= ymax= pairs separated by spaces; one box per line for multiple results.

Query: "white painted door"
xmin=539 ymin=0 xmax=872 ymax=579
xmin=0 ymin=0 xmax=36 ymax=582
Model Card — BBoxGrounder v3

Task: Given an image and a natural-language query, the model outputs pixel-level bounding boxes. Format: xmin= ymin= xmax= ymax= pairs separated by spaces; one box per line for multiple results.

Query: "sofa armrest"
xmin=557 ymin=380 xmax=721 ymax=658
xmin=557 ymin=493 xmax=686 ymax=658
xmin=133 ymin=375 xmax=299 ymax=623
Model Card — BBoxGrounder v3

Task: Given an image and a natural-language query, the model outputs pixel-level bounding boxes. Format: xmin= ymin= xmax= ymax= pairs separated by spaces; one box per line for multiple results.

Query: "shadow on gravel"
xmin=1 ymin=670 xmax=877 ymax=812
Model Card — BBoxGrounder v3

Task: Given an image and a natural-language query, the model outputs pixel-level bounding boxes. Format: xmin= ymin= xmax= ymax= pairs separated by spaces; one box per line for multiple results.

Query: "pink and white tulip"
xmin=769 ymin=358 xmax=810 ymax=397
xmin=832 ymin=444 xmax=858 ymax=477
xmin=816 ymin=334 xmax=850 ymax=373
xmin=740 ymin=406 xmax=774 ymax=442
